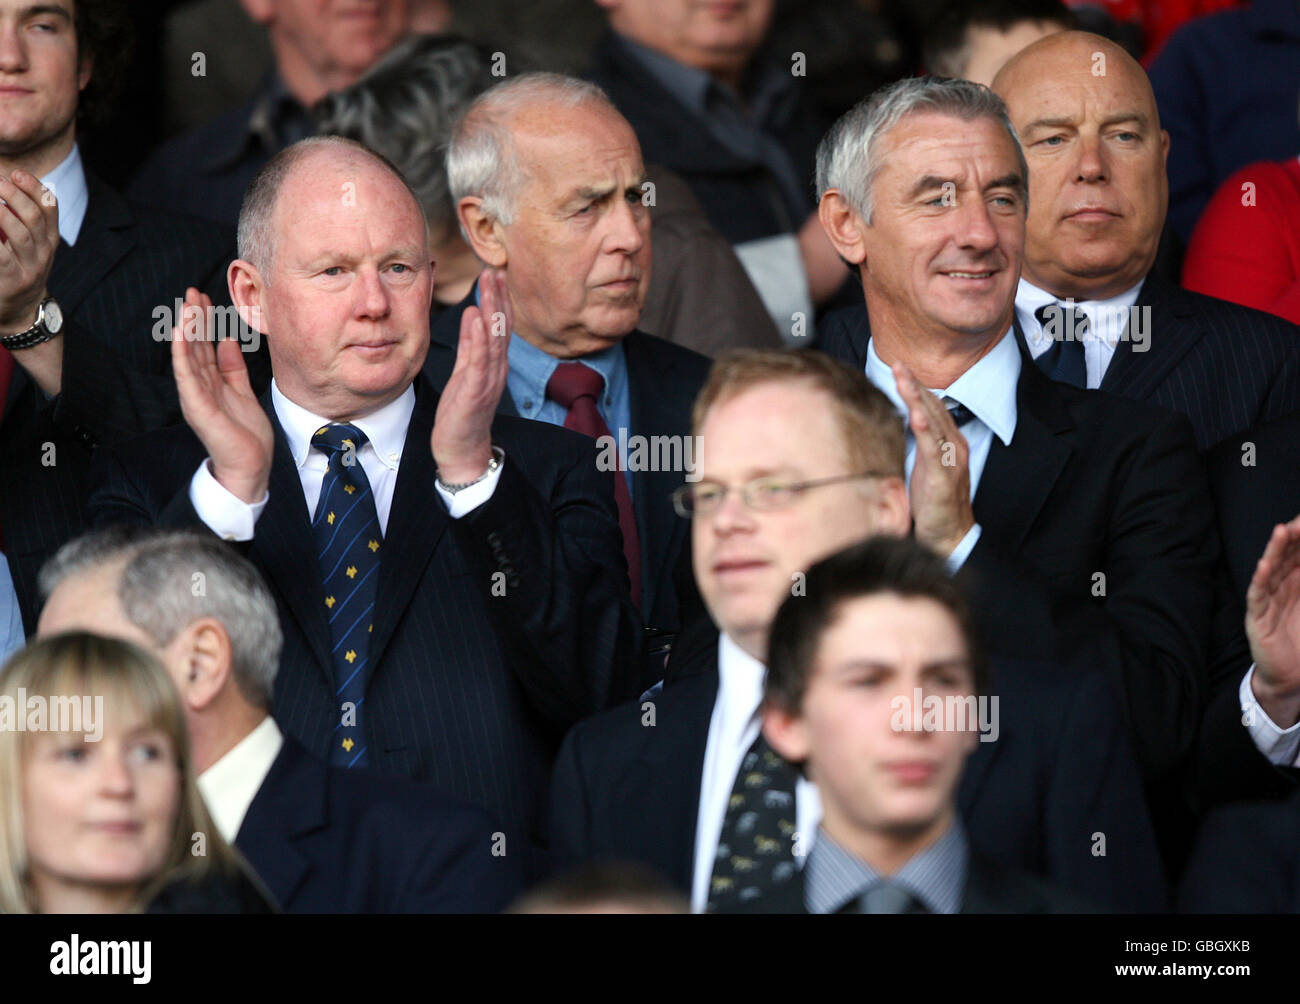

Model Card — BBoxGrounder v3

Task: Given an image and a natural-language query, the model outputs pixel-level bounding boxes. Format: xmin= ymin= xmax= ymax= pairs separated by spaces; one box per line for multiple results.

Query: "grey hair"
xmin=313 ymin=35 xmax=501 ymax=244
xmin=447 ymin=71 xmax=617 ymax=226
xmin=237 ymin=134 xmax=427 ymax=274
xmin=815 ymin=76 xmax=1029 ymax=223
xmin=39 ymin=528 xmax=284 ymax=710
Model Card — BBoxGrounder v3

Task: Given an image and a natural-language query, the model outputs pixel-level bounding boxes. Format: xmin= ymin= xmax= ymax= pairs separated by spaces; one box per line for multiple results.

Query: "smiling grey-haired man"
xmin=813 ymin=78 xmax=1216 ymax=864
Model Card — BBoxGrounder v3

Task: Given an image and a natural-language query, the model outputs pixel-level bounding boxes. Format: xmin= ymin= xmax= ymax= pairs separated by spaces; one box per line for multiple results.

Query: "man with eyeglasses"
xmin=547 ymin=348 xmax=1164 ymax=913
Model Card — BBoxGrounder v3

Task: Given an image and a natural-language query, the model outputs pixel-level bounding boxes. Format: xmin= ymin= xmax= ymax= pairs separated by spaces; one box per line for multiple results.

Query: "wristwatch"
xmin=437 ymin=446 xmax=503 ymax=494
xmin=0 ymin=296 xmax=63 ymax=351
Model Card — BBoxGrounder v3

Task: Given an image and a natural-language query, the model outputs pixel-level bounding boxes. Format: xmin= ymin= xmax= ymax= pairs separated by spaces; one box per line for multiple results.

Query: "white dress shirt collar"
xmin=197 ymin=715 xmax=284 ymax=843
xmin=716 ymin=630 xmax=767 ymax=736
xmin=271 ymin=379 xmax=414 ymax=474
xmin=1016 ymin=276 xmax=1145 ymax=355
xmin=865 ymin=329 xmax=1019 ymax=448
xmin=41 ymin=143 xmax=88 ymax=247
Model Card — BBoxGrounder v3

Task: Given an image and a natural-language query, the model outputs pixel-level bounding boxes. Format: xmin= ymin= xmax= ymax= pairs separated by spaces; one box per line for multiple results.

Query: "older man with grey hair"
xmin=815 ymin=76 xmax=1217 ymax=834
xmin=313 ymin=35 xmax=780 ymax=356
xmin=427 ymin=71 xmax=713 ymax=664
xmin=36 ymin=527 xmax=523 ymax=913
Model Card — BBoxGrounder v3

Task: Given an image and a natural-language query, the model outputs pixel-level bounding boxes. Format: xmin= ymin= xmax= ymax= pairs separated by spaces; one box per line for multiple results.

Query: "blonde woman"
xmin=0 ymin=632 xmax=274 ymax=914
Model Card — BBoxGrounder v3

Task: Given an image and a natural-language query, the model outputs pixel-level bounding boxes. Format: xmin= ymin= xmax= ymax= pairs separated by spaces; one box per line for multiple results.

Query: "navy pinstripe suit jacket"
xmin=4 ymin=173 xmax=246 ymax=627
xmin=86 ymin=375 xmax=643 ymax=848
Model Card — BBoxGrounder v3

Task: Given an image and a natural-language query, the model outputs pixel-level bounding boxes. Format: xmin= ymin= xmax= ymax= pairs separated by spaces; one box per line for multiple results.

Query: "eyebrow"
xmin=562 ymin=177 xmax=647 ymax=207
xmin=1023 ymin=111 xmax=1150 ymax=133
xmin=835 ymin=658 xmax=973 ymax=674
xmin=21 ymin=4 xmax=73 ymax=20
xmin=908 ymin=173 xmax=1025 ymax=199
xmin=298 ymin=247 xmax=425 ymax=269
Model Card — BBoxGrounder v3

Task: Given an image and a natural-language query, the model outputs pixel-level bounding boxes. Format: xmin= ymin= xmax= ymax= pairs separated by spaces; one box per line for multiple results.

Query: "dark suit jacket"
xmin=819 ymin=312 xmax=1215 ymax=784
xmin=548 ymin=636 xmax=1167 ymax=912
xmin=425 ymin=289 xmax=711 ymax=645
xmin=584 ymin=29 xmax=822 ymax=246
xmin=4 ymin=172 xmax=247 ymax=627
xmin=237 ymin=735 xmax=523 ymax=912
xmin=86 ymin=375 xmax=642 ymax=846
xmin=817 ymin=274 xmax=1300 ymax=452
xmin=1179 ymin=786 xmax=1300 ymax=912
xmin=1188 ymin=410 xmax=1300 ymax=808
xmin=721 ymin=850 xmax=1089 ymax=914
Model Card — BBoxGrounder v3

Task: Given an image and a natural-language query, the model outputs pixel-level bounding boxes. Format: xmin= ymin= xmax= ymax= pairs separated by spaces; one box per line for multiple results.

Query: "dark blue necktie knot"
xmin=312 ymin=423 xmax=369 ymax=457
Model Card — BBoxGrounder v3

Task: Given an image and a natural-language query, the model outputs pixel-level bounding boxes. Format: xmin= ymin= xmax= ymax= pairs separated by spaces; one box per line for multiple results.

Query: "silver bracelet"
xmin=437 ymin=446 xmax=504 ymax=494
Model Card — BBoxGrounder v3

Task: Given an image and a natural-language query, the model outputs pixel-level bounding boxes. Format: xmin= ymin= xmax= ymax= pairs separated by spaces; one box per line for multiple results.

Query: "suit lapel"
xmin=236 ymin=739 xmax=327 ymax=910
xmin=626 ymin=669 xmax=717 ymax=888
xmin=974 ymin=346 xmax=1074 ymax=552
xmin=49 ymin=173 xmax=136 ymax=316
xmin=1099 ymin=273 xmax=1203 ymax=400
xmin=249 ymin=396 xmax=333 ymax=677
xmin=623 ymin=333 xmax=688 ymax=615
xmin=368 ymin=378 xmax=450 ymax=670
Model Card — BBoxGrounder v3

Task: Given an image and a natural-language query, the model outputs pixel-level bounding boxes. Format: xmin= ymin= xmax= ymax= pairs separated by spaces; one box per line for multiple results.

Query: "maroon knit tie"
xmin=546 ymin=361 xmax=642 ymax=607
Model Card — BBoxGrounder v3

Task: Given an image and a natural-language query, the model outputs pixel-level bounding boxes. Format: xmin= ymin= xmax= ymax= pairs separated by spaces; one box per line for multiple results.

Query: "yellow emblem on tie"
xmin=346 ymin=566 xmax=357 ymax=579
xmin=324 ymin=596 xmax=335 ymax=608
xmin=344 ymin=484 xmax=356 ymax=494
xmin=368 ymin=624 xmax=373 ymax=633
xmin=327 ymin=512 xmax=335 ymax=525
xmin=345 ymin=650 xmax=357 ymax=664
xmin=341 ymin=738 xmax=354 ymax=752
xmin=368 ymin=539 xmax=379 ymax=552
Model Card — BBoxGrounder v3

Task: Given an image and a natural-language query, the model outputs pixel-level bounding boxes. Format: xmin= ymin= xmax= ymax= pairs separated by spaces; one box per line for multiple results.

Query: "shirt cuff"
xmin=945 ymin=522 xmax=981 ymax=573
xmin=436 ymin=456 xmax=504 ymax=518
xmin=188 ymin=459 xmax=268 ymax=541
xmin=1239 ymin=664 xmax=1300 ymax=766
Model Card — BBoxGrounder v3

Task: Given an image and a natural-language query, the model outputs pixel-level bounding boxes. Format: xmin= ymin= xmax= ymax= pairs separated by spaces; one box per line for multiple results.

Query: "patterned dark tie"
xmin=545 ymin=361 xmax=642 ymax=607
xmin=1033 ymin=303 xmax=1088 ymax=387
xmin=707 ymin=732 xmax=800 ymax=911
xmin=310 ymin=423 xmax=382 ymax=768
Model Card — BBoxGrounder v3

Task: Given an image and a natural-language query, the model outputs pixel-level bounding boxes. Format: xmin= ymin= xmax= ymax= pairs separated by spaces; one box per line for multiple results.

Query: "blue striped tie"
xmin=310 ymin=423 xmax=382 ymax=768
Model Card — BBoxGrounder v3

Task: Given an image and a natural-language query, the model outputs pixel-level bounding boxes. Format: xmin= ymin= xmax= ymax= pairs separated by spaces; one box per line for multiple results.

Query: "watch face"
xmin=42 ymin=299 xmax=62 ymax=333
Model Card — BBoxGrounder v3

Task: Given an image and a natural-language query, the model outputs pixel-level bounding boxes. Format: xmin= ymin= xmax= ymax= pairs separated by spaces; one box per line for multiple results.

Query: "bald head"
xmin=238 ymin=136 xmax=428 ymax=276
xmin=992 ymin=31 xmax=1169 ymax=300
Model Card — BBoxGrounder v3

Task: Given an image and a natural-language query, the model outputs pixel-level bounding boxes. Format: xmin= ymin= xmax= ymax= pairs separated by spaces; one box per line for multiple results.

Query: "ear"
xmin=873 ymin=475 xmax=911 ymax=537
xmin=77 ymin=54 xmax=93 ymax=94
xmin=170 ymin=618 xmax=235 ymax=713
xmin=1159 ymin=128 xmax=1170 ymax=168
xmin=762 ymin=703 xmax=810 ymax=767
xmin=818 ymin=189 xmax=868 ymax=267
xmin=228 ymin=259 xmax=268 ymax=334
xmin=456 ymin=197 xmax=509 ymax=269
xmin=238 ymin=0 xmax=275 ymax=25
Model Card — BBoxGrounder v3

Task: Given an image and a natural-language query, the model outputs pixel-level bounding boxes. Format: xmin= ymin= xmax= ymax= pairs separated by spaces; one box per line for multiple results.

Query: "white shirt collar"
xmin=865 ymin=329 xmax=1020 ymax=447
xmin=196 ymin=715 xmax=283 ymax=843
xmin=271 ymin=379 xmax=414 ymax=473
xmin=1016 ymin=276 xmax=1145 ymax=351
xmin=41 ymin=143 xmax=88 ymax=247
xmin=716 ymin=631 xmax=768 ymax=734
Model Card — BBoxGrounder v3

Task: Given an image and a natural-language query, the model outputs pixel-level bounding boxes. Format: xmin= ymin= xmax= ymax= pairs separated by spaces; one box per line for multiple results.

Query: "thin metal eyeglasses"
xmin=672 ymin=472 xmax=895 ymax=518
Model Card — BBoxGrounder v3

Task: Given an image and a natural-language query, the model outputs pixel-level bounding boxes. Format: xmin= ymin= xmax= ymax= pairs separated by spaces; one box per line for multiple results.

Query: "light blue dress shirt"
xmin=0 ymin=554 xmax=25 ymax=663
xmin=503 ymin=332 xmax=634 ymax=498
xmin=864 ymin=329 xmax=1021 ymax=569
xmin=42 ymin=143 xmax=89 ymax=246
